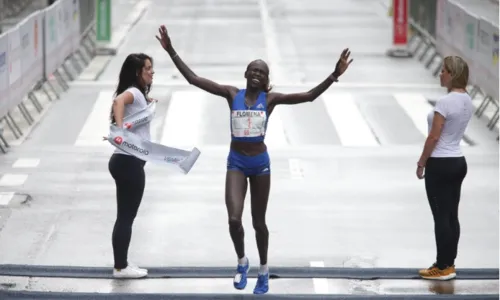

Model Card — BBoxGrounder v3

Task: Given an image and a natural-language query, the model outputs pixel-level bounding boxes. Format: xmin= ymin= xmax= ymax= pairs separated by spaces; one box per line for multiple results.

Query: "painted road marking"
xmin=75 ymin=90 xmax=114 ymax=147
xmin=310 ymin=261 xmax=329 ymax=294
xmin=12 ymin=158 xmax=40 ymax=168
xmin=323 ymin=93 xmax=379 ymax=147
xmin=394 ymin=93 xmax=467 ymax=146
xmin=160 ymin=91 xmax=205 ymax=148
xmin=0 ymin=174 xmax=29 ymax=187
xmin=0 ymin=192 xmax=15 ymax=206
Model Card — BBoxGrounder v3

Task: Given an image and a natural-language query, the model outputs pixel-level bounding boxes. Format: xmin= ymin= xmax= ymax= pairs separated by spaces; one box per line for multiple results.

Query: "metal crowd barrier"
xmin=404 ymin=0 xmax=499 ymax=134
xmin=0 ymin=0 xmax=96 ymax=153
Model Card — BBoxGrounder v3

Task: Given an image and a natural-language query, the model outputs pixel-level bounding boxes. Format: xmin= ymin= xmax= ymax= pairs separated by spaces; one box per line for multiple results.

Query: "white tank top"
xmin=113 ymin=87 xmax=151 ymax=156
xmin=426 ymin=91 xmax=473 ymax=157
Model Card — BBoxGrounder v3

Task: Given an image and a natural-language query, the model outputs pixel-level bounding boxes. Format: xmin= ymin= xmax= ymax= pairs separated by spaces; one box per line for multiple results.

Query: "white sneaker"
xmin=128 ymin=262 xmax=148 ymax=274
xmin=113 ymin=265 xmax=148 ymax=278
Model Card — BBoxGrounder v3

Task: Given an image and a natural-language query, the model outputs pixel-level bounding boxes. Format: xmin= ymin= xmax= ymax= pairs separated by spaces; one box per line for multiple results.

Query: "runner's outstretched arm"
xmin=156 ymin=25 xmax=238 ymax=100
xmin=267 ymin=48 xmax=353 ymax=107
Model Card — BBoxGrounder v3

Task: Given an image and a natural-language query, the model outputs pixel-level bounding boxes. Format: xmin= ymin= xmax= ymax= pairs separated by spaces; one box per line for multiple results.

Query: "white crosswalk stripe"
xmin=75 ymin=91 xmax=115 ymax=147
xmin=394 ymin=93 xmax=468 ymax=146
xmin=322 ymin=92 xmax=379 ymax=147
xmin=160 ymin=91 xmax=206 ymax=148
xmin=73 ymin=89 xmax=473 ymax=148
xmin=265 ymin=108 xmax=289 ymax=147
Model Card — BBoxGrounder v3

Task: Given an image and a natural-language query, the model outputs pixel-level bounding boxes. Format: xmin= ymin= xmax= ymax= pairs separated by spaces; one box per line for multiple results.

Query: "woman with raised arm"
xmin=156 ymin=25 xmax=353 ymax=294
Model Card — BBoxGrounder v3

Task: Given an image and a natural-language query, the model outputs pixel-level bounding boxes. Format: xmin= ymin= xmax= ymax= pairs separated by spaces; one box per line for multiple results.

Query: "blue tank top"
xmin=230 ymin=89 xmax=268 ymax=143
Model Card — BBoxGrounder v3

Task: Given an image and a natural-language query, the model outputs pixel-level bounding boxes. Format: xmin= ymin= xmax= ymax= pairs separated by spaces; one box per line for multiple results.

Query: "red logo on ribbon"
xmin=124 ymin=123 xmax=132 ymax=129
xmin=114 ymin=136 xmax=123 ymax=145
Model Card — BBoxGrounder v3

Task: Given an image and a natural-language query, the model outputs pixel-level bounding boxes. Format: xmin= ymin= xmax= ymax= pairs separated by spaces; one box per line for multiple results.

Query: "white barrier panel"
xmin=43 ymin=2 xmax=62 ymax=78
xmin=7 ymin=25 xmax=22 ymax=112
xmin=43 ymin=0 xmax=82 ymax=78
xmin=435 ymin=0 xmax=499 ymax=99
xmin=460 ymin=8 xmax=479 ymax=87
xmin=476 ymin=18 xmax=499 ymax=99
xmin=71 ymin=0 xmax=81 ymax=52
xmin=58 ymin=0 xmax=74 ymax=64
xmin=19 ymin=10 xmax=44 ymax=102
xmin=0 ymin=33 xmax=9 ymax=118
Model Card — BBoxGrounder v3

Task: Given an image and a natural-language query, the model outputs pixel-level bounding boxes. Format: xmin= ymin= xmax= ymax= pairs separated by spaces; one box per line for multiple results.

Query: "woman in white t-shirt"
xmin=416 ymin=56 xmax=473 ymax=280
xmin=108 ymin=53 xmax=155 ymax=279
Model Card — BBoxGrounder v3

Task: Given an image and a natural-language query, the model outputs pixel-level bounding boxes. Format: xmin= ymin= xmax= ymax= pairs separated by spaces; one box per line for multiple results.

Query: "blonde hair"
xmin=443 ymin=56 xmax=469 ymax=89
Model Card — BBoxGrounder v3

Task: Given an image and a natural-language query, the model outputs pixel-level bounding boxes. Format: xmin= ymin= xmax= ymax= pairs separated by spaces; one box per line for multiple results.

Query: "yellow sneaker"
xmin=419 ymin=264 xmax=456 ymax=280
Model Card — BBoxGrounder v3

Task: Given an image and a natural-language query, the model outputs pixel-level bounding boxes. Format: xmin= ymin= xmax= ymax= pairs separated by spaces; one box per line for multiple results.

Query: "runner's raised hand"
xmin=155 ymin=25 xmax=172 ymax=51
xmin=333 ymin=48 xmax=353 ymax=77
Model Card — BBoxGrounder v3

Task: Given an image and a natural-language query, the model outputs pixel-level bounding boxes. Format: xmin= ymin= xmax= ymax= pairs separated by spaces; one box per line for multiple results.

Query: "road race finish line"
xmin=0 ymin=291 xmax=498 ymax=300
xmin=105 ymin=100 xmax=201 ymax=174
xmin=0 ymin=265 xmax=497 ymax=280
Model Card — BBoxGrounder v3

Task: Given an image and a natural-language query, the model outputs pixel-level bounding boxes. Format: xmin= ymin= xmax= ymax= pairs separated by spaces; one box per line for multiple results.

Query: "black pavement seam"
xmin=0 ymin=265 xmax=497 ymax=280
xmin=0 ymin=291 xmax=498 ymax=300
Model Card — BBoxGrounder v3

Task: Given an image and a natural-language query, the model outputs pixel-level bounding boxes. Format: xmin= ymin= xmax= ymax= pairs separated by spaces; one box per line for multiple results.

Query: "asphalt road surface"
xmin=0 ymin=0 xmax=497 ymax=298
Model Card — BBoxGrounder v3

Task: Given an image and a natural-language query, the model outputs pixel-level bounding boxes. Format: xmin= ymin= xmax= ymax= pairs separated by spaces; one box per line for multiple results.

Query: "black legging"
xmin=424 ymin=156 xmax=467 ymax=269
xmin=108 ymin=153 xmax=146 ymax=269
xmin=225 ymin=171 xmax=270 ymax=265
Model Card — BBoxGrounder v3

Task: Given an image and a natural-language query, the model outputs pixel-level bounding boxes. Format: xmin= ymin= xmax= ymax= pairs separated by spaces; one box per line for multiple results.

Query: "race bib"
xmin=231 ymin=110 xmax=267 ymax=137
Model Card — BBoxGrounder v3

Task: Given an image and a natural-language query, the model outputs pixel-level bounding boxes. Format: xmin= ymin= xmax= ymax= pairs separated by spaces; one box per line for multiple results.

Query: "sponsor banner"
xmin=0 ymin=33 xmax=9 ymax=118
xmin=434 ymin=0 xmax=498 ymax=98
xmin=393 ymin=0 xmax=409 ymax=45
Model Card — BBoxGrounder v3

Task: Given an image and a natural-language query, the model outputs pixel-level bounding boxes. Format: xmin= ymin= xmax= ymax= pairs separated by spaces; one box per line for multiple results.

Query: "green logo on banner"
xmin=465 ymin=23 xmax=474 ymax=49
xmin=49 ymin=16 xmax=55 ymax=42
xmin=96 ymin=0 xmax=111 ymax=42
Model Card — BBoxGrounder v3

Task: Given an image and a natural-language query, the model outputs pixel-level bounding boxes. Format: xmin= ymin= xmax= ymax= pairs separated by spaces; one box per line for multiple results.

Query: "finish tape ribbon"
xmin=104 ymin=101 xmax=201 ymax=174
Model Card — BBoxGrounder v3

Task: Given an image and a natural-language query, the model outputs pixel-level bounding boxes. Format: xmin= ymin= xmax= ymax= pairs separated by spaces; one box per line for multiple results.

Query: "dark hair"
xmin=110 ymin=53 xmax=153 ymax=123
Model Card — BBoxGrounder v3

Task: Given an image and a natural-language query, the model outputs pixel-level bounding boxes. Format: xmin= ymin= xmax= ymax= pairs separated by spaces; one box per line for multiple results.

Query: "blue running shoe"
xmin=253 ymin=272 xmax=269 ymax=294
xmin=233 ymin=259 xmax=249 ymax=290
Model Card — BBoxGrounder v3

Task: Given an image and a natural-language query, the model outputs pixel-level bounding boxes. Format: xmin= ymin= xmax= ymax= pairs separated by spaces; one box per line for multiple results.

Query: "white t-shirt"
xmin=113 ymin=87 xmax=151 ymax=155
xmin=426 ymin=91 xmax=473 ymax=157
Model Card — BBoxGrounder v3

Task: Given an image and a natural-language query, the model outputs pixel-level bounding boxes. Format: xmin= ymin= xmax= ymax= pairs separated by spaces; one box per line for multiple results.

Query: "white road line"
xmin=0 ymin=192 xmax=15 ymax=206
xmin=74 ymin=90 xmax=115 ymax=147
xmin=258 ymin=0 xmax=283 ymax=81
xmin=310 ymin=261 xmax=329 ymax=294
xmin=322 ymin=93 xmax=379 ymax=147
xmin=258 ymin=0 xmax=288 ymax=147
xmin=394 ymin=93 xmax=432 ymax=137
xmin=70 ymin=80 xmax=444 ymax=89
xmin=160 ymin=91 xmax=205 ymax=148
xmin=0 ymin=174 xmax=29 ymax=187
xmin=288 ymin=158 xmax=303 ymax=179
xmin=12 ymin=158 xmax=40 ymax=168
xmin=148 ymin=102 xmax=161 ymax=142
xmin=394 ymin=93 xmax=467 ymax=146
xmin=266 ymin=110 xmax=288 ymax=147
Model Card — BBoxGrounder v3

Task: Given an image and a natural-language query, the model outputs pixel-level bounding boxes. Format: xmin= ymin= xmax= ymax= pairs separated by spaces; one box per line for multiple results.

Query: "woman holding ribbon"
xmin=156 ymin=25 xmax=353 ymax=294
xmin=107 ymin=53 xmax=154 ymax=279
